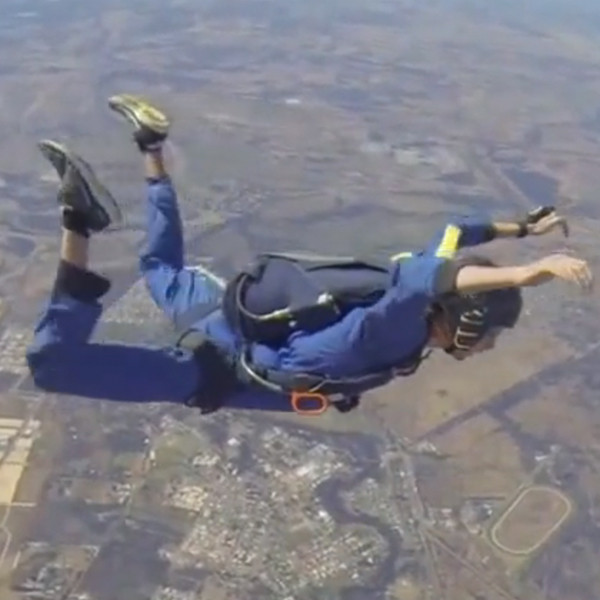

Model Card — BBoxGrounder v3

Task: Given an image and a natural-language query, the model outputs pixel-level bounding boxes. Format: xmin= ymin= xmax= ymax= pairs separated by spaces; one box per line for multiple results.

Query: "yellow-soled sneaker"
xmin=108 ymin=94 xmax=170 ymax=152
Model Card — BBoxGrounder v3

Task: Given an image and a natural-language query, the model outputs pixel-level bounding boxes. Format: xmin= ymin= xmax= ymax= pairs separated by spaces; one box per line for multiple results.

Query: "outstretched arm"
xmin=454 ymin=253 xmax=593 ymax=294
xmin=490 ymin=206 xmax=569 ymax=239
xmin=418 ymin=206 xmax=569 ymax=260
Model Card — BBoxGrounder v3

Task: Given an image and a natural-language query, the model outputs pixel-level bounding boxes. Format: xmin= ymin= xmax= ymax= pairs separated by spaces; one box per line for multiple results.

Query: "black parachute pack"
xmin=221 ymin=252 xmax=391 ymax=346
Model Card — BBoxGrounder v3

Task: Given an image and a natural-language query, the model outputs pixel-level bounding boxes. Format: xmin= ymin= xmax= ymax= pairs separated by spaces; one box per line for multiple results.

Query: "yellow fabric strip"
xmin=435 ymin=224 xmax=461 ymax=258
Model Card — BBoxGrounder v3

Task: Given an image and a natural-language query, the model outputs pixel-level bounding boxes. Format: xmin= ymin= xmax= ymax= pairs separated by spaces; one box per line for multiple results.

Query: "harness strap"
xmin=237 ymin=347 xmax=394 ymax=401
xmin=176 ymin=329 xmax=238 ymax=414
xmin=176 ymin=331 xmax=429 ymax=417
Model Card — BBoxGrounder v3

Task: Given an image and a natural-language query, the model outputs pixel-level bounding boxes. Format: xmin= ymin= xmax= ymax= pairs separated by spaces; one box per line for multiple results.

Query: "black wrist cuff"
xmin=133 ymin=131 xmax=164 ymax=154
xmin=482 ymin=224 xmax=497 ymax=242
xmin=52 ymin=260 xmax=111 ymax=302
xmin=517 ymin=221 xmax=528 ymax=238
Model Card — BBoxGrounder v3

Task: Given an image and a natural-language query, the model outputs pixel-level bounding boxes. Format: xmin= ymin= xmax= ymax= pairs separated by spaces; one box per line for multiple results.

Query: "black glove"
xmin=527 ymin=205 xmax=555 ymax=224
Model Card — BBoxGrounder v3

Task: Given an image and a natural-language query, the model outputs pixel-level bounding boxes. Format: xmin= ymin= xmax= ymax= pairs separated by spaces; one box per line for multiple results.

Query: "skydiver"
xmin=26 ymin=95 xmax=593 ymax=416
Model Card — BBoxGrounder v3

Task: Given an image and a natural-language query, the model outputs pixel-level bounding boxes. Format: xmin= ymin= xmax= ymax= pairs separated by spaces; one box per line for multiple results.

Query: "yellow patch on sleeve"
xmin=435 ymin=224 xmax=462 ymax=258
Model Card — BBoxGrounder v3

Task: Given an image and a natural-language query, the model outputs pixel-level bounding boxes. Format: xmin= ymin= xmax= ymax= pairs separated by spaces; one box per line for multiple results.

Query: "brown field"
xmin=419 ymin=414 xmax=524 ymax=504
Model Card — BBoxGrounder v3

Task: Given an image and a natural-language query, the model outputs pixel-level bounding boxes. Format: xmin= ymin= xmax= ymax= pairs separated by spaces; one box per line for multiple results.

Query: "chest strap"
xmin=238 ymin=348 xmax=393 ymax=397
xmin=237 ymin=348 xmax=398 ymax=415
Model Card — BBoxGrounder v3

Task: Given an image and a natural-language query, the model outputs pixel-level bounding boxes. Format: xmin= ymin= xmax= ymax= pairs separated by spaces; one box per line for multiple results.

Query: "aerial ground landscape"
xmin=1 ymin=0 xmax=600 ymax=598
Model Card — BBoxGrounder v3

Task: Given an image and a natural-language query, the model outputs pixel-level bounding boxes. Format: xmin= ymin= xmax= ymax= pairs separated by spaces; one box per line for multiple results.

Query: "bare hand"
xmin=526 ymin=254 xmax=593 ymax=290
xmin=527 ymin=208 xmax=569 ymax=237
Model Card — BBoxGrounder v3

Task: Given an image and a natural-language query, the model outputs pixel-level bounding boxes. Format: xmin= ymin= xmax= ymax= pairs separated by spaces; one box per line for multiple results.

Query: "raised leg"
xmin=108 ymin=94 xmax=224 ymax=329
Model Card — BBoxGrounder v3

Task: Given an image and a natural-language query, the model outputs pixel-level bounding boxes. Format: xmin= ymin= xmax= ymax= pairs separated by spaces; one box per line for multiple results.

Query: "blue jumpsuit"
xmin=26 ymin=177 xmax=492 ymax=412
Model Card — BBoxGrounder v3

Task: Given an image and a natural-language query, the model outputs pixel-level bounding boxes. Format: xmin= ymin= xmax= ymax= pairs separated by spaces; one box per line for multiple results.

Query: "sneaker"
xmin=107 ymin=94 xmax=170 ymax=152
xmin=38 ymin=140 xmax=123 ymax=233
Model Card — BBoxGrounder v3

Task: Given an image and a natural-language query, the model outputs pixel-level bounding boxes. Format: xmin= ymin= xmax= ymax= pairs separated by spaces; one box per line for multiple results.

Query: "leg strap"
xmin=176 ymin=329 xmax=238 ymax=414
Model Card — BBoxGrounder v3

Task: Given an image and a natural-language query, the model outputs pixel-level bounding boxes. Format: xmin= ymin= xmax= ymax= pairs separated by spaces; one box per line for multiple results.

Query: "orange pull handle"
xmin=291 ymin=391 xmax=329 ymax=416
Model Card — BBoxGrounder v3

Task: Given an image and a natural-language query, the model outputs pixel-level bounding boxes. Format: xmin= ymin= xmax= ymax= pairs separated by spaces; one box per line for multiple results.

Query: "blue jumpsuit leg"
xmin=25 ymin=178 xmax=297 ymax=413
xmin=26 ymin=261 xmax=200 ymax=403
xmin=140 ymin=177 xmax=223 ymax=328
xmin=25 ymin=261 xmax=290 ymax=411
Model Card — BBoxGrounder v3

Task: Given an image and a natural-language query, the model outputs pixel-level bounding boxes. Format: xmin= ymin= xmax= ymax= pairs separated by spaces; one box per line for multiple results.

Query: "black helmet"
xmin=435 ymin=255 xmax=523 ymax=354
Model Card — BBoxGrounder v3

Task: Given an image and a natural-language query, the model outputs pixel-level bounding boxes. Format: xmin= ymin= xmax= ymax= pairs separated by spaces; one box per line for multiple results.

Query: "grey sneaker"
xmin=38 ymin=140 xmax=123 ymax=232
xmin=108 ymin=94 xmax=170 ymax=152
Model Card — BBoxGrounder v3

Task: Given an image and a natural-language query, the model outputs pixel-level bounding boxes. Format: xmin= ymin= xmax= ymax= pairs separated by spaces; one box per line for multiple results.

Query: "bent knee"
xmin=140 ymin=260 xmax=183 ymax=318
xmin=26 ymin=342 xmax=67 ymax=391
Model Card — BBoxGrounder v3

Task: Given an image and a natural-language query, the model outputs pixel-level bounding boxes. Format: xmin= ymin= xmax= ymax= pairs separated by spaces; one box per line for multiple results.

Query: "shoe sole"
xmin=38 ymin=140 xmax=123 ymax=229
xmin=108 ymin=94 xmax=170 ymax=135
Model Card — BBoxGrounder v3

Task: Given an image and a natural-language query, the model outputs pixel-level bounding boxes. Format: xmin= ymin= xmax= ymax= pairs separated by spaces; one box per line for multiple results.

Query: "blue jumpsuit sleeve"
xmin=27 ymin=294 xmax=200 ymax=403
xmin=281 ymin=255 xmax=450 ymax=378
xmin=423 ymin=217 xmax=494 ymax=258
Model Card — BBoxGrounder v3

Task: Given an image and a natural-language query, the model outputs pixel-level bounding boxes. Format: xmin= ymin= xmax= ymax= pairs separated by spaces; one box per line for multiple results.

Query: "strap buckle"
xmin=290 ymin=391 xmax=330 ymax=416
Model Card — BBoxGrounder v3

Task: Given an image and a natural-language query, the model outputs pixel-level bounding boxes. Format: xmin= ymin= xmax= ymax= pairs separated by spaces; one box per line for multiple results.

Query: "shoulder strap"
xmin=260 ymin=251 xmax=391 ymax=273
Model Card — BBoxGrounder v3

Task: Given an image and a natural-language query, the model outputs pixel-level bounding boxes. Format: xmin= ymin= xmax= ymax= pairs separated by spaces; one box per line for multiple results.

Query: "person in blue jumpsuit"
xmin=26 ymin=95 xmax=593 ymax=416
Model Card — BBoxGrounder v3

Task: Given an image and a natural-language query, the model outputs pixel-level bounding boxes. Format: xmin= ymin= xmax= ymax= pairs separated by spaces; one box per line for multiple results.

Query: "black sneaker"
xmin=108 ymin=94 xmax=170 ymax=152
xmin=38 ymin=140 xmax=123 ymax=233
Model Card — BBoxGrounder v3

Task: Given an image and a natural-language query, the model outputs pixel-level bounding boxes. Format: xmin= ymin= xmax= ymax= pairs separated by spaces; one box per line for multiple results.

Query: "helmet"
xmin=435 ymin=255 xmax=523 ymax=354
